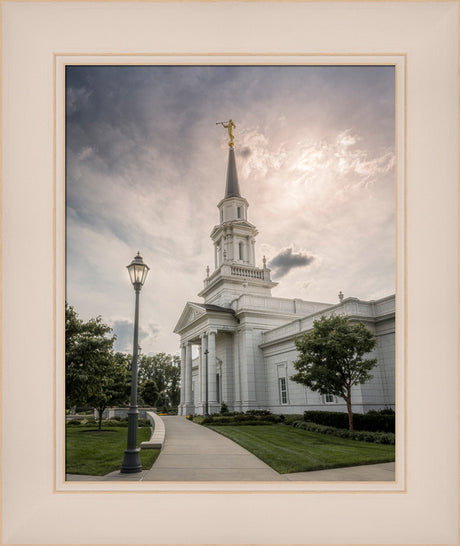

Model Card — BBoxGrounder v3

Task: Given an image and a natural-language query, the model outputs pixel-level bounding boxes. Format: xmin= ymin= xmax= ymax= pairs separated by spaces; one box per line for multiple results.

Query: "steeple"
xmin=225 ymin=148 xmax=241 ymax=198
xmin=198 ymin=121 xmax=277 ymax=306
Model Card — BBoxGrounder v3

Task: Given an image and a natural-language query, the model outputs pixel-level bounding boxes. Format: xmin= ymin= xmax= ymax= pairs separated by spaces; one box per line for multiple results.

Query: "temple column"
xmin=200 ymin=333 xmax=208 ymax=414
xmin=250 ymin=238 xmax=256 ymax=266
xmin=208 ymin=330 xmax=218 ymax=413
xmin=184 ymin=342 xmax=193 ymax=414
xmin=233 ymin=332 xmax=241 ymax=412
xmin=179 ymin=343 xmax=186 ymax=415
xmin=239 ymin=328 xmax=257 ymax=411
xmin=197 ymin=344 xmax=202 ymax=409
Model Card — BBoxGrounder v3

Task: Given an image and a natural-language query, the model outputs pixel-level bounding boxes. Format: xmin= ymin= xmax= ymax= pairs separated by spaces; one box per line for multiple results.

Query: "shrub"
xmin=293 ymin=420 xmax=395 ymax=445
xmin=138 ymin=418 xmax=151 ymax=427
xmin=220 ymin=402 xmax=229 ymax=415
xmin=282 ymin=414 xmax=304 ymax=425
xmin=103 ymin=419 xmax=126 ymax=427
xmin=199 ymin=413 xmax=282 ymax=426
xmin=66 ymin=419 xmax=81 ymax=426
xmin=303 ymin=410 xmax=395 ymax=433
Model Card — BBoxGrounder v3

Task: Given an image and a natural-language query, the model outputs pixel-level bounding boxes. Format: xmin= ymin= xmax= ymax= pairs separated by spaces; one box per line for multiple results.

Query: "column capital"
xmin=208 ymin=329 xmax=218 ymax=336
xmin=200 ymin=332 xmax=207 ymax=339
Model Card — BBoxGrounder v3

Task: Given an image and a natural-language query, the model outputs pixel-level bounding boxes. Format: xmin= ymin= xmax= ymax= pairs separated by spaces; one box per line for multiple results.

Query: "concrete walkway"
xmin=284 ymin=461 xmax=395 ymax=481
xmin=143 ymin=416 xmax=282 ymax=481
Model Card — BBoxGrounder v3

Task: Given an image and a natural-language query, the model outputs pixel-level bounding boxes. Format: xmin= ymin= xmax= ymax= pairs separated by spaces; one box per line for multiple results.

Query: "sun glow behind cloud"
xmin=66 ymin=65 xmax=395 ymax=355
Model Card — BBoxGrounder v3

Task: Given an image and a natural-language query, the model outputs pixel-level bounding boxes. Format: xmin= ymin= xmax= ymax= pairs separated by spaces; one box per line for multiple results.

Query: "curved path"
xmin=143 ymin=416 xmax=283 ymax=481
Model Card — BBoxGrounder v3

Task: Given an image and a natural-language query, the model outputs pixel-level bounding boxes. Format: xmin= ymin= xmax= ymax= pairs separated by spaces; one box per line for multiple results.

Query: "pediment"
xmin=173 ymin=302 xmax=207 ymax=334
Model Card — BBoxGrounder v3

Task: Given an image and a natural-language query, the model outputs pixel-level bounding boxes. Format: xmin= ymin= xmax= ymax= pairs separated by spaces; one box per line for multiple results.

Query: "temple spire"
xmin=225 ymin=147 xmax=241 ymax=198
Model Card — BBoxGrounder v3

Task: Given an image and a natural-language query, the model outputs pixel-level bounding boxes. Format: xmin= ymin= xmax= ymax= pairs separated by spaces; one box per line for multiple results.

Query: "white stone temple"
xmin=174 ymin=129 xmax=395 ymax=416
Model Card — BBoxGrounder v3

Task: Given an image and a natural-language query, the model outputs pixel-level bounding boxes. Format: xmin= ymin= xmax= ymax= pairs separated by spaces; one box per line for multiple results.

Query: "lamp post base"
xmin=120 ymin=449 xmax=142 ymax=473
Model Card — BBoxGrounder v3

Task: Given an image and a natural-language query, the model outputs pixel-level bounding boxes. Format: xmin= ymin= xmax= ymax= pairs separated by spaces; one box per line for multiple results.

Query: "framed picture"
xmin=2 ymin=1 xmax=458 ymax=544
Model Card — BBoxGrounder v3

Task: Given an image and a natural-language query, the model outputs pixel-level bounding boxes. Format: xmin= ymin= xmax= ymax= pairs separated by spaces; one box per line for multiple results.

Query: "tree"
xmin=65 ymin=304 xmax=129 ymax=429
xmin=140 ymin=379 xmax=159 ymax=406
xmin=291 ymin=315 xmax=377 ymax=430
xmin=88 ymin=355 xmax=129 ymax=430
xmin=138 ymin=352 xmax=181 ymax=407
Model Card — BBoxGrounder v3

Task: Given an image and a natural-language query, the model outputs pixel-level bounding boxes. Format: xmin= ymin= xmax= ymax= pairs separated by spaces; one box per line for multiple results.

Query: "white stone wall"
xmin=261 ymin=306 xmax=396 ymax=415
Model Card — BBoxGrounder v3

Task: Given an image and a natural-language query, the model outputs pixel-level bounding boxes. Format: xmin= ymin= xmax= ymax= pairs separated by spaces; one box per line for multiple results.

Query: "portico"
xmin=174 ymin=303 xmax=240 ymax=416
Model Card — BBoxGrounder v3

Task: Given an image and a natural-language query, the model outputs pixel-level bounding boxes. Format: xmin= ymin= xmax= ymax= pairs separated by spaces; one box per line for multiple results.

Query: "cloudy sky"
xmin=66 ymin=65 xmax=395 ymax=356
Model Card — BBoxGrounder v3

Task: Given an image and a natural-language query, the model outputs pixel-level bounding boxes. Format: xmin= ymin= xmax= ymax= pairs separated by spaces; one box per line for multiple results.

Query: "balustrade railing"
xmin=230 ymin=266 xmax=264 ymax=279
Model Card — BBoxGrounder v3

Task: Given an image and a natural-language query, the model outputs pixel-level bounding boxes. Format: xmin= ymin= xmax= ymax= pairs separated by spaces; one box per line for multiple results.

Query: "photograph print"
xmin=65 ymin=64 xmax=396 ymax=482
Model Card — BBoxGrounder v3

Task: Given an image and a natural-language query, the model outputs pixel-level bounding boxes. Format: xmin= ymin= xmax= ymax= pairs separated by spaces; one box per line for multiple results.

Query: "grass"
xmin=66 ymin=426 xmax=160 ymax=475
xmin=208 ymin=424 xmax=395 ymax=474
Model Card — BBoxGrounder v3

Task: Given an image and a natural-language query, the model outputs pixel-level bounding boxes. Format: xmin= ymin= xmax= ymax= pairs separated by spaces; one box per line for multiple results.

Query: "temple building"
xmin=174 ymin=124 xmax=395 ymax=416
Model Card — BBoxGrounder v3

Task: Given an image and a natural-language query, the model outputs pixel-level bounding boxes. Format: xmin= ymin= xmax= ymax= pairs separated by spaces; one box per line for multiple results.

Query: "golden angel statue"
xmin=216 ymin=119 xmax=236 ymax=148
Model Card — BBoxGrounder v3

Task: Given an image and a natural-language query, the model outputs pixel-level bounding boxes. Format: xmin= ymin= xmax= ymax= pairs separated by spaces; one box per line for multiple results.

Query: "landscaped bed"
xmin=66 ymin=425 xmax=160 ymax=475
xmin=207 ymin=424 xmax=395 ymax=474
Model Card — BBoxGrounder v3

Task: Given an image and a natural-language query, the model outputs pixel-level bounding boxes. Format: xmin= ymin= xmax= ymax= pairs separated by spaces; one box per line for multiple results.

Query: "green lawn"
xmin=208 ymin=424 xmax=395 ymax=474
xmin=66 ymin=426 xmax=160 ymax=475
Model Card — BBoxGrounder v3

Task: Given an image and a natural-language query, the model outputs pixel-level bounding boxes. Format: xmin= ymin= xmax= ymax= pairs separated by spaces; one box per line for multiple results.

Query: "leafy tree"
xmin=66 ymin=304 xmax=130 ymax=429
xmin=138 ymin=352 xmax=181 ymax=407
xmin=291 ymin=315 xmax=377 ymax=430
xmin=66 ymin=304 xmax=116 ymax=408
xmin=140 ymin=379 xmax=159 ymax=406
xmin=88 ymin=355 xmax=129 ymax=430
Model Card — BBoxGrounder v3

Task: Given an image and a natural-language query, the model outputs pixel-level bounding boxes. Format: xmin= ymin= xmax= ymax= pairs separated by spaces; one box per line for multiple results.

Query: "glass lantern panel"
xmin=141 ymin=266 xmax=149 ymax=284
xmin=133 ymin=264 xmax=145 ymax=283
xmin=128 ymin=264 xmax=136 ymax=285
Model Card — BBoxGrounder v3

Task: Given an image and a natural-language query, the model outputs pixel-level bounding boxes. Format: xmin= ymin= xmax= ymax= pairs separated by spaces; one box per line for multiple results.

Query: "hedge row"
xmin=197 ymin=414 xmax=283 ymax=426
xmin=293 ymin=420 xmax=395 ymax=445
xmin=303 ymin=410 xmax=395 ymax=433
xmin=66 ymin=418 xmax=151 ymax=427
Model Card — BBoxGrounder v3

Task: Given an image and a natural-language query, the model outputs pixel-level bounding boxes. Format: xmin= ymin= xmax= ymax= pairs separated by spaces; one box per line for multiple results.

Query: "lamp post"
xmin=121 ymin=252 xmax=150 ymax=473
xmin=204 ymin=349 xmax=209 ymax=417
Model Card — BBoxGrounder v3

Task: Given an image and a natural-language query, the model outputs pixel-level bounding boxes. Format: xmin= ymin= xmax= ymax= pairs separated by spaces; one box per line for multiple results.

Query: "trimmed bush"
xmin=293 ymin=420 xmax=395 ymax=445
xmin=281 ymin=414 xmax=304 ymax=425
xmin=102 ymin=419 xmax=126 ymax=427
xmin=198 ymin=414 xmax=282 ymax=426
xmin=138 ymin=418 xmax=151 ymax=427
xmin=303 ymin=409 xmax=395 ymax=433
xmin=66 ymin=419 xmax=81 ymax=426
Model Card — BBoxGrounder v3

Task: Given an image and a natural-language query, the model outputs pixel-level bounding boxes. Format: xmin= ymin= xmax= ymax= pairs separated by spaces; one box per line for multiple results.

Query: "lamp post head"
xmin=127 ymin=251 xmax=150 ymax=289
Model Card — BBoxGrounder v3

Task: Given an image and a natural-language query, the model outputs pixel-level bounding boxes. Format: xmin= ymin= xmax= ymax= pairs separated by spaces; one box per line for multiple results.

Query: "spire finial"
xmin=216 ymin=119 xmax=236 ymax=148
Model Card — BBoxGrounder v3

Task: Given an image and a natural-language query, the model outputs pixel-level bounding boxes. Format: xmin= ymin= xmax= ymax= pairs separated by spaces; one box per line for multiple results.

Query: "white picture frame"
xmin=2 ymin=1 xmax=458 ymax=544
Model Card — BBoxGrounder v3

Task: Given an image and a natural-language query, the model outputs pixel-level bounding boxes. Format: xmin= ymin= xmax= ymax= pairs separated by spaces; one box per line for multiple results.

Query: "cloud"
xmin=238 ymin=146 xmax=252 ymax=158
xmin=111 ymin=319 xmax=161 ymax=354
xmin=65 ymin=65 xmax=395 ymax=354
xmin=268 ymin=247 xmax=315 ymax=279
